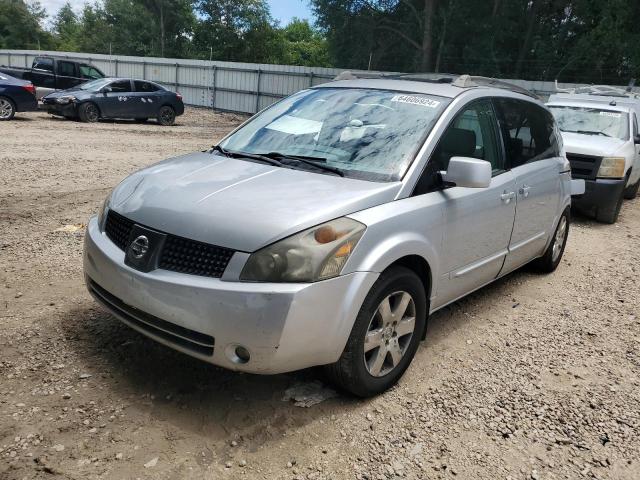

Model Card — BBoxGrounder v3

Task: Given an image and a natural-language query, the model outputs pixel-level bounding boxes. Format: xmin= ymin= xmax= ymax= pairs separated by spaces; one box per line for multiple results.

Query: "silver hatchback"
xmin=84 ymin=75 xmax=581 ymax=397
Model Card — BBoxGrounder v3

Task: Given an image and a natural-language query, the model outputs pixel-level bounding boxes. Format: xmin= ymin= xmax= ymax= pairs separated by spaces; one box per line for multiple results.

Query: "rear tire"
xmin=324 ymin=266 xmax=427 ymax=397
xmin=78 ymin=102 xmax=99 ymax=123
xmin=624 ymin=179 xmax=640 ymax=200
xmin=157 ymin=106 xmax=175 ymax=126
xmin=532 ymin=208 xmax=570 ymax=273
xmin=0 ymin=96 xmax=16 ymax=120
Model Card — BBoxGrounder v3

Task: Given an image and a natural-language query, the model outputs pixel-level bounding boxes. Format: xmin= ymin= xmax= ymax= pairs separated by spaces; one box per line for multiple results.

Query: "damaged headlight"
xmin=240 ymin=218 xmax=366 ymax=283
xmin=597 ymin=157 xmax=626 ymax=178
xmin=56 ymin=95 xmax=76 ymax=104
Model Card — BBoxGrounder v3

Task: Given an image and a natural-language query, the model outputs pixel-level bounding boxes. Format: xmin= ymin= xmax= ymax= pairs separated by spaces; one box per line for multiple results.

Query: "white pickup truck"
xmin=547 ymin=89 xmax=640 ymax=223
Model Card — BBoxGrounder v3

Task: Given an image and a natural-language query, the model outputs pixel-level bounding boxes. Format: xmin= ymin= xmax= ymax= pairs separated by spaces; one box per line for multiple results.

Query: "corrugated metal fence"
xmin=1 ymin=49 xmax=637 ymax=114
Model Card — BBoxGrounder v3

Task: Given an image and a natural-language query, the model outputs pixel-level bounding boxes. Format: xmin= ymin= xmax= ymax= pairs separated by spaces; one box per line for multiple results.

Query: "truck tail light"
xmin=176 ymin=93 xmax=183 ymax=101
xmin=22 ymin=84 xmax=36 ymax=96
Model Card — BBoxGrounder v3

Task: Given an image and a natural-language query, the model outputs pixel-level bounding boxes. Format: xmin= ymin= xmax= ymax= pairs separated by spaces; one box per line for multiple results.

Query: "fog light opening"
xmin=234 ymin=346 xmax=250 ymax=364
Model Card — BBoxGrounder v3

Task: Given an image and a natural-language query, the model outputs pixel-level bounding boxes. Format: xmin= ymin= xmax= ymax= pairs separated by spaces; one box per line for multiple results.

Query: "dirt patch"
xmin=1 ymin=108 xmax=639 ymax=479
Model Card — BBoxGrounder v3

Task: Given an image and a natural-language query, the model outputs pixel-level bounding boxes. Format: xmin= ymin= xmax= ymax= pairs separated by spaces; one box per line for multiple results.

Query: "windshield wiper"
xmin=563 ymin=129 xmax=611 ymax=137
xmin=260 ymin=152 xmax=345 ymax=177
xmin=210 ymin=145 xmax=284 ymax=167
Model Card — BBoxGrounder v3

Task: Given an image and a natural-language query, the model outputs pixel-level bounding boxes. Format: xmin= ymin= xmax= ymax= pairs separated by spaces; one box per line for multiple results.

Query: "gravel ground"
xmin=1 ymin=108 xmax=639 ymax=480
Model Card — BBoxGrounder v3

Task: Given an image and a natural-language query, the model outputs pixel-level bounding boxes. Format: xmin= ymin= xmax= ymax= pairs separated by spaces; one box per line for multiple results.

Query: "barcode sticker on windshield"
xmin=391 ymin=95 xmax=440 ymax=108
xmin=600 ymin=112 xmax=622 ymax=118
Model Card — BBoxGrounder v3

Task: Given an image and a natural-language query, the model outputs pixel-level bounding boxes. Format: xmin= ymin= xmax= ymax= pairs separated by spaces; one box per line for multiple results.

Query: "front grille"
xmin=104 ymin=210 xmax=235 ymax=278
xmin=105 ymin=210 xmax=135 ymax=250
xmin=88 ymin=278 xmax=215 ymax=356
xmin=566 ymin=153 xmax=602 ymax=180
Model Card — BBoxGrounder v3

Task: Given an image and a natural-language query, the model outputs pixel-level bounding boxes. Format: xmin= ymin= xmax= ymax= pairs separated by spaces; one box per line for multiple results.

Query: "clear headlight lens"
xmin=97 ymin=192 xmax=112 ymax=232
xmin=56 ymin=95 xmax=76 ymax=104
xmin=597 ymin=157 xmax=626 ymax=178
xmin=240 ymin=218 xmax=366 ymax=283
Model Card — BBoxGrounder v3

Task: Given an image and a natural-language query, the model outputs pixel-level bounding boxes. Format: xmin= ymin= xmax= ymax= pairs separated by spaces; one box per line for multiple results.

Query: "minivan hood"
xmin=561 ymin=131 xmax=627 ymax=157
xmin=110 ymin=152 xmax=401 ymax=252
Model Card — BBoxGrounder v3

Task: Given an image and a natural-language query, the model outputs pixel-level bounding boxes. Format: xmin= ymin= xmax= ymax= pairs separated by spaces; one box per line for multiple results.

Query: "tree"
xmin=277 ymin=18 xmax=331 ymax=66
xmin=53 ymin=2 xmax=81 ymax=51
xmin=0 ymin=0 xmax=53 ymax=49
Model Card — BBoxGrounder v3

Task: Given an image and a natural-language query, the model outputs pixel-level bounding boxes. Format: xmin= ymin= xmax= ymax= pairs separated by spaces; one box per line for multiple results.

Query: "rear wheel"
xmin=157 ymin=106 xmax=175 ymax=126
xmin=0 ymin=96 xmax=16 ymax=120
xmin=324 ymin=266 xmax=427 ymax=397
xmin=532 ymin=208 xmax=569 ymax=273
xmin=78 ymin=102 xmax=99 ymax=123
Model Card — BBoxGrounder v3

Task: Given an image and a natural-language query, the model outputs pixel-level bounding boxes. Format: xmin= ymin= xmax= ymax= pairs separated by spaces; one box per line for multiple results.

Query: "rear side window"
xmin=494 ymin=99 xmax=560 ymax=167
xmin=134 ymin=81 xmax=160 ymax=92
xmin=58 ymin=61 xmax=75 ymax=77
xmin=109 ymin=80 xmax=132 ymax=93
xmin=33 ymin=57 xmax=53 ymax=72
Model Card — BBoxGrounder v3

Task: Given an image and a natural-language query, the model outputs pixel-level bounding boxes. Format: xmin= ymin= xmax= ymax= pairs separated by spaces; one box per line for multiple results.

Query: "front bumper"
xmin=83 ymin=216 xmax=377 ymax=374
xmin=571 ymin=178 xmax=625 ymax=218
xmin=40 ymin=101 xmax=76 ymax=116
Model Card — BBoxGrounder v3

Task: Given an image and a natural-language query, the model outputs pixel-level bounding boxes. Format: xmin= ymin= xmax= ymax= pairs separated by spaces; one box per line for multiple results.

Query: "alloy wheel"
xmin=364 ymin=291 xmax=416 ymax=377
xmin=0 ymin=98 xmax=14 ymax=119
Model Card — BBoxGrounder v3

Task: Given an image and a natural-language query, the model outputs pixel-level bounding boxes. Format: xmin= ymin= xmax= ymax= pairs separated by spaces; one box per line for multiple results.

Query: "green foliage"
xmin=312 ymin=0 xmax=640 ymax=84
xmin=0 ymin=0 xmax=54 ymax=49
xmin=3 ymin=0 xmax=640 ymax=83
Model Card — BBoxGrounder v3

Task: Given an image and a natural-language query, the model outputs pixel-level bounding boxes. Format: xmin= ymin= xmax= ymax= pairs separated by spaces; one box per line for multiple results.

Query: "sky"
xmin=40 ymin=0 xmax=314 ymax=25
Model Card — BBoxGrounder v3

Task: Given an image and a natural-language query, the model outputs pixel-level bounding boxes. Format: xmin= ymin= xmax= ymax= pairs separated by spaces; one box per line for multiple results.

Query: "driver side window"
xmin=414 ymin=99 xmax=502 ymax=194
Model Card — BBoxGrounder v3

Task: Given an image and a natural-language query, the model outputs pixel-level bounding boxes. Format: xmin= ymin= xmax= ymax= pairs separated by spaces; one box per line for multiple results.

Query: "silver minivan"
xmin=84 ymin=75 xmax=581 ymax=397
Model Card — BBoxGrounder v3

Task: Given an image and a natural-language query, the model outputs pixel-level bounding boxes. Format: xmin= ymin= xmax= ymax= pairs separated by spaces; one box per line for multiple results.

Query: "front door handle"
xmin=519 ymin=185 xmax=531 ymax=198
xmin=501 ymin=191 xmax=516 ymax=204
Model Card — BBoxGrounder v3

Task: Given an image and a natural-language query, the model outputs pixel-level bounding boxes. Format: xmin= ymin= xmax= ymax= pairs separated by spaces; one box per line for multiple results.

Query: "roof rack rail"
xmin=452 ymin=75 xmax=539 ymax=99
xmin=333 ymin=71 xmax=538 ymax=98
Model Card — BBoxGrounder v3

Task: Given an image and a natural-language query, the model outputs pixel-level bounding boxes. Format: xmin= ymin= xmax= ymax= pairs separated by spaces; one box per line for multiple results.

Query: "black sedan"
xmin=42 ymin=78 xmax=185 ymax=125
xmin=0 ymin=72 xmax=38 ymax=120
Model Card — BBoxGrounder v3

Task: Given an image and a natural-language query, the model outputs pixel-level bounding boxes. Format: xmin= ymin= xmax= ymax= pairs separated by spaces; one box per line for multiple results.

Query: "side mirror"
xmin=440 ymin=157 xmax=492 ymax=189
xmin=634 ymin=134 xmax=640 ymax=144
xmin=101 ymin=86 xmax=112 ymax=94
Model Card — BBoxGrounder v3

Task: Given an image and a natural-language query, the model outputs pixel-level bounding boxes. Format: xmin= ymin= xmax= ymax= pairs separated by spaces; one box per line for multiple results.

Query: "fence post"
xmin=24 ymin=53 xmax=28 ymax=67
xmin=7 ymin=52 xmax=10 ymax=67
xmin=143 ymin=62 xmax=146 ymax=80
xmin=175 ymin=63 xmax=179 ymax=91
xmin=211 ymin=65 xmax=217 ymax=110
xmin=255 ymin=69 xmax=262 ymax=113
xmin=114 ymin=59 xmax=119 ymax=77
xmin=308 ymin=72 xmax=314 ymax=87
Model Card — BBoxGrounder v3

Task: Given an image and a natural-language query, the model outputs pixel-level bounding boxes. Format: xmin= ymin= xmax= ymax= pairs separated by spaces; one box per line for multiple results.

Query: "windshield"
xmin=78 ymin=78 xmax=111 ymax=91
xmin=219 ymin=87 xmax=450 ymax=181
xmin=549 ymin=105 xmax=629 ymax=140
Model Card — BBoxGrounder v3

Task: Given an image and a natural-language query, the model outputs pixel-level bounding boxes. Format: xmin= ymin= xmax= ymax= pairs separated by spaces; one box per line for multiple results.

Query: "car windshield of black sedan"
xmin=219 ymin=88 xmax=450 ymax=181
xmin=79 ymin=78 xmax=111 ymax=91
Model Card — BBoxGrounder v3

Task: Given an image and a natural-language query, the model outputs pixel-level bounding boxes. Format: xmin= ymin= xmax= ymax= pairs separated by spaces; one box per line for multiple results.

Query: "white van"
xmin=547 ymin=89 xmax=640 ymax=223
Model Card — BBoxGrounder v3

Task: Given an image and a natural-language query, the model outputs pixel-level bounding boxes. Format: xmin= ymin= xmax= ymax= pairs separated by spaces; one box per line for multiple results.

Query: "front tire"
xmin=325 ymin=266 xmax=427 ymax=397
xmin=0 ymin=96 xmax=16 ymax=120
xmin=157 ymin=106 xmax=175 ymax=126
xmin=624 ymin=179 xmax=640 ymax=200
xmin=78 ymin=102 xmax=100 ymax=123
xmin=532 ymin=208 xmax=569 ymax=273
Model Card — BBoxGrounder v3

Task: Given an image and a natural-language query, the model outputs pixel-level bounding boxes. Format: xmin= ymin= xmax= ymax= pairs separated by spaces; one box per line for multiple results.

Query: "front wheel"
xmin=624 ymin=179 xmax=640 ymax=200
xmin=78 ymin=102 xmax=99 ymax=123
xmin=0 ymin=96 xmax=16 ymax=120
xmin=157 ymin=106 xmax=175 ymax=126
xmin=532 ymin=208 xmax=570 ymax=273
xmin=324 ymin=266 xmax=427 ymax=397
